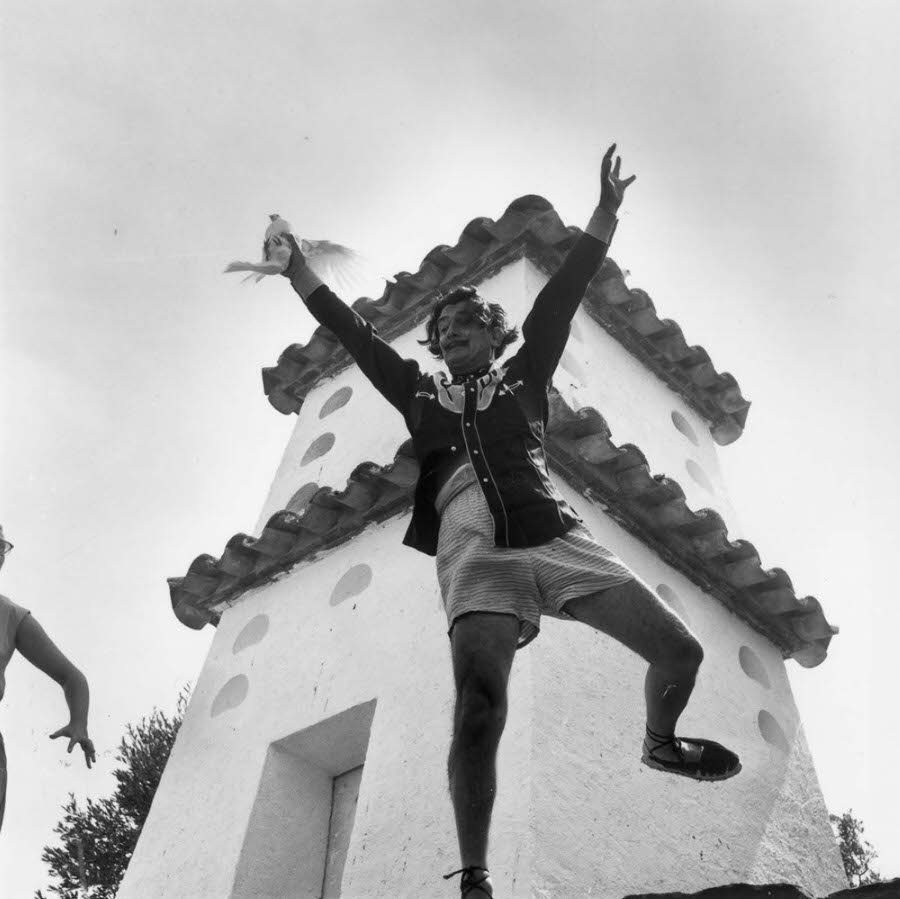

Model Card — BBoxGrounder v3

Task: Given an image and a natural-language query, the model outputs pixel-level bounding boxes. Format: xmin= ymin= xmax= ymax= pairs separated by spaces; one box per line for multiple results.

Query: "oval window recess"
xmin=301 ymin=433 xmax=335 ymax=466
xmin=210 ymin=675 xmax=249 ymax=718
xmin=757 ymin=709 xmax=790 ymax=753
xmin=287 ymin=482 xmax=319 ymax=515
xmin=671 ymin=410 xmax=700 ymax=446
xmin=738 ymin=645 xmax=771 ymax=688
xmin=233 ymin=615 xmax=270 ymax=654
xmin=330 ymin=563 xmax=373 ymax=607
xmin=685 ymin=459 xmax=715 ymax=493
xmin=656 ymin=583 xmax=690 ymax=623
xmin=319 ymin=386 xmax=353 ymax=419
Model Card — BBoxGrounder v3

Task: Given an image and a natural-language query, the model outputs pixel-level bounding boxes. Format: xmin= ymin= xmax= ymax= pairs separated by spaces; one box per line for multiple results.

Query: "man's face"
xmin=437 ymin=300 xmax=501 ymax=375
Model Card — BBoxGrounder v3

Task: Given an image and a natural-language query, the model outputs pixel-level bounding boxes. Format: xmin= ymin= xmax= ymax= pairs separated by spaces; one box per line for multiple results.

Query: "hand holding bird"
xmin=226 ymin=214 xmax=382 ymax=297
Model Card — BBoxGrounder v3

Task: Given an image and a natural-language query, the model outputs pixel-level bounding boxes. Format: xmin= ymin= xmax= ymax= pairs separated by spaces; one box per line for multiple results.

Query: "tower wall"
xmin=121 ymin=252 xmax=844 ymax=897
xmin=119 ymin=473 xmax=844 ymax=898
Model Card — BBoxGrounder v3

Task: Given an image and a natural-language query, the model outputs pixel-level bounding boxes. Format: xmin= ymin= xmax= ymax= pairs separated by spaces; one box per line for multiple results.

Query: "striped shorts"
xmin=435 ymin=466 xmax=635 ymax=649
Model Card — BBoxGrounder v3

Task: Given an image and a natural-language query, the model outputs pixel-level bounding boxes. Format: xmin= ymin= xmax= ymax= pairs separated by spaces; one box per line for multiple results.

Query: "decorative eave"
xmin=262 ymin=195 xmax=750 ymax=446
xmin=169 ymin=392 xmax=835 ymax=668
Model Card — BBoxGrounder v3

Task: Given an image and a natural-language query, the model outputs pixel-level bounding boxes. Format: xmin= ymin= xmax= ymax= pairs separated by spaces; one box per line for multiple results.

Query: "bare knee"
xmin=668 ymin=631 xmax=704 ymax=674
xmin=454 ymin=678 xmax=508 ymax=743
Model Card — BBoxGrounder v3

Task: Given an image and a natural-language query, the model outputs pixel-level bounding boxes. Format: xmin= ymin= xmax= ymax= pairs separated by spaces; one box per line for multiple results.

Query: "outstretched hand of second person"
xmin=51 ymin=721 xmax=96 ymax=768
xmin=14 ymin=613 xmax=97 ymax=769
xmin=599 ymin=143 xmax=636 ymax=216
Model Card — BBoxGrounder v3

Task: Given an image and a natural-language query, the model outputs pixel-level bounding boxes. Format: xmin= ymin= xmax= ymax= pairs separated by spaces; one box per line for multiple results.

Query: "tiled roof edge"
xmin=262 ymin=195 xmax=750 ymax=445
xmin=168 ymin=443 xmax=420 ymax=630
xmin=543 ymin=392 xmax=834 ymax=667
xmin=169 ymin=395 xmax=834 ymax=667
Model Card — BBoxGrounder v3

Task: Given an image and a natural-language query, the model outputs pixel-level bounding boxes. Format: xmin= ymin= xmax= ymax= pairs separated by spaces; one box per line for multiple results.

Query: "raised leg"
xmin=562 ymin=579 xmax=740 ymax=780
xmin=446 ymin=611 xmax=520 ymax=895
xmin=563 ymin=579 xmax=702 ymax=729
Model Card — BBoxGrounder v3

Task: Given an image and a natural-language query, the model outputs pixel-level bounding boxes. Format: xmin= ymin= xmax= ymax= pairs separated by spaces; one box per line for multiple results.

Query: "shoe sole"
xmin=641 ymin=755 xmax=742 ymax=782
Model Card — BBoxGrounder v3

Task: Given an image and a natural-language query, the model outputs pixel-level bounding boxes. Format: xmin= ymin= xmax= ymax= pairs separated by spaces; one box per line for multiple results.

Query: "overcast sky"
xmin=2 ymin=1 xmax=899 ymax=895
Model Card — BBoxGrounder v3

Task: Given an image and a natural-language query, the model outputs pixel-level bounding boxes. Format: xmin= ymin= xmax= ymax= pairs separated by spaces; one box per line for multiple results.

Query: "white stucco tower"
xmin=118 ymin=197 xmax=844 ymax=899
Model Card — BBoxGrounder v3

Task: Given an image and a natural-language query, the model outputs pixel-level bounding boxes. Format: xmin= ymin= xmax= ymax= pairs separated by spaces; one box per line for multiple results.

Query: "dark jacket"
xmin=298 ymin=231 xmax=610 ymax=555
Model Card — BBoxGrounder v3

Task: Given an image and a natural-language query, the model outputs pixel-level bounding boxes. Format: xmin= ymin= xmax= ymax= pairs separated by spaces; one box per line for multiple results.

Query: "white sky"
xmin=2 ymin=1 xmax=898 ymax=895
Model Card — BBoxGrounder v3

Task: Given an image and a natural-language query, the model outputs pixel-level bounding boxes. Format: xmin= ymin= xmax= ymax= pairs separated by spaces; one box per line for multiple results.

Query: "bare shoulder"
xmin=1 ymin=593 xmax=30 ymax=618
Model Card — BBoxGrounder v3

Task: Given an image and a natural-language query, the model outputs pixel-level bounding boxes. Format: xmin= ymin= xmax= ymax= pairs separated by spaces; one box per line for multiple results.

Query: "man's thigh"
xmin=450 ymin=612 xmax=520 ymax=702
xmin=560 ymin=580 xmax=699 ymax=667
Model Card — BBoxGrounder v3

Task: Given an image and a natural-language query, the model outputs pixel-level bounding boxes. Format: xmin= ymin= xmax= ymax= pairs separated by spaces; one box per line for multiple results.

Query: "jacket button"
xmin=482 ymin=477 xmax=489 ymax=483
xmin=473 ymin=450 xmax=479 ymax=455
xmin=466 ymin=422 xmax=472 ymax=427
xmin=450 ymin=445 xmax=457 ymax=451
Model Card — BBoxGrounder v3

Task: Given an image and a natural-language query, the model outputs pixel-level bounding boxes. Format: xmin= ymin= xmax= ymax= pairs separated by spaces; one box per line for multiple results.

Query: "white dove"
xmin=225 ymin=214 xmax=383 ymax=298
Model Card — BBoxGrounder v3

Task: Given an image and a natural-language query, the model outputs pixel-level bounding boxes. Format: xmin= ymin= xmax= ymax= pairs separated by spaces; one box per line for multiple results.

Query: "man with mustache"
xmin=273 ymin=145 xmax=740 ymax=897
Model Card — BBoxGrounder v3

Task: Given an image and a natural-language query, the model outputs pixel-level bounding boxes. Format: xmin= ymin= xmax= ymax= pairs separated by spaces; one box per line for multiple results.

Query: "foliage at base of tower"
xmin=830 ymin=809 xmax=883 ymax=887
xmin=35 ymin=688 xmax=189 ymax=899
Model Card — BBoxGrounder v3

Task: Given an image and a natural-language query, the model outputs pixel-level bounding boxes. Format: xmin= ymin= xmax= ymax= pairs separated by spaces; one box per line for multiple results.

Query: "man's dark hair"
xmin=418 ymin=285 xmax=520 ymax=360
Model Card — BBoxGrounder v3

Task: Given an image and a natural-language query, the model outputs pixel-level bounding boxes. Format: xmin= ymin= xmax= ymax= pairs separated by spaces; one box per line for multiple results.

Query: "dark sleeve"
xmin=517 ymin=232 xmax=610 ymax=387
xmin=301 ymin=284 xmax=421 ymax=416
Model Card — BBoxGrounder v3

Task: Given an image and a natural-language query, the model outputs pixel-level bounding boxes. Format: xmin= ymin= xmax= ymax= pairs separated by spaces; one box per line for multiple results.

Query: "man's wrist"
xmin=287 ymin=264 xmax=325 ymax=300
xmin=586 ymin=206 xmax=618 ymax=244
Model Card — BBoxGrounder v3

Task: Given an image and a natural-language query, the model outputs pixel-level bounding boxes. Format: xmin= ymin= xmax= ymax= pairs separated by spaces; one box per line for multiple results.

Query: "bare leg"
xmin=446 ymin=612 xmax=520 ymax=895
xmin=562 ymin=580 xmax=740 ymax=779
xmin=563 ymin=579 xmax=703 ymax=734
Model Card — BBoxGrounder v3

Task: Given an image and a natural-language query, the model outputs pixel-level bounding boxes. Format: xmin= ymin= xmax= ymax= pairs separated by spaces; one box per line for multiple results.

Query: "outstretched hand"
xmin=599 ymin=143 xmax=636 ymax=215
xmin=51 ymin=722 xmax=96 ymax=769
xmin=271 ymin=232 xmax=306 ymax=278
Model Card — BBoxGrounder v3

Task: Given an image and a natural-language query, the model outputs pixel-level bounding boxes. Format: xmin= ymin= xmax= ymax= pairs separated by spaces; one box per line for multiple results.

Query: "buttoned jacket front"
xmin=298 ymin=231 xmax=610 ymax=556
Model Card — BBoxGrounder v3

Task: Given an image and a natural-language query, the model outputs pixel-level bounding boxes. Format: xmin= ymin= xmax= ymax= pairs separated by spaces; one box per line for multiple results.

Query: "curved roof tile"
xmin=262 ymin=195 xmax=750 ymax=444
xmin=170 ymin=392 xmax=835 ymax=667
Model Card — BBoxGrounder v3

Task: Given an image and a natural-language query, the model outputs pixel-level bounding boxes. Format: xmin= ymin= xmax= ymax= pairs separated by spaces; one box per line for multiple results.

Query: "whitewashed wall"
xmin=120 ymin=255 xmax=844 ymax=898
xmin=120 ymin=491 xmax=843 ymax=899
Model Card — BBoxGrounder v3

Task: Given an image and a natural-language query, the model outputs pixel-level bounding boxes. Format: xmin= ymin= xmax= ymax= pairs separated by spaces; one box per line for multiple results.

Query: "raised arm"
xmin=519 ymin=144 xmax=636 ymax=386
xmin=275 ymin=234 xmax=421 ymax=417
xmin=15 ymin=614 xmax=96 ymax=768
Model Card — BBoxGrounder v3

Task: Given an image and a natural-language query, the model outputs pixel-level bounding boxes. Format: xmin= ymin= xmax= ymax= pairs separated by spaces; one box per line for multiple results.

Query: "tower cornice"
xmin=262 ymin=195 xmax=750 ymax=445
xmin=169 ymin=390 xmax=835 ymax=669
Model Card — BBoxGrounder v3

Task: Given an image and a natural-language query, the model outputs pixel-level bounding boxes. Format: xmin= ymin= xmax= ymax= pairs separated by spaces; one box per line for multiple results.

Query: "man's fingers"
xmin=613 ymin=156 xmax=621 ymax=178
xmin=601 ymin=143 xmax=616 ymax=175
xmin=49 ymin=729 xmax=65 ymax=740
xmin=622 ymin=174 xmax=637 ymax=187
xmin=68 ymin=739 xmax=75 ymax=754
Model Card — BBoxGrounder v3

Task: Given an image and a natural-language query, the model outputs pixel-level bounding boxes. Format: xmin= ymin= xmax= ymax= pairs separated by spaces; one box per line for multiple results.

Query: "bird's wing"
xmin=226 ymin=227 xmax=388 ymax=296
xmin=305 ymin=242 xmax=387 ymax=299
xmin=224 ymin=260 xmax=285 ymax=275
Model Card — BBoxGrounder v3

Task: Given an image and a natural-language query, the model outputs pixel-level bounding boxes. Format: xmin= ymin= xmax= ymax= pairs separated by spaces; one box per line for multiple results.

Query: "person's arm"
xmin=519 ymin=144 xmax=636 ymax=386
xmin=14 ymin=615 xmax=96 ymax=768
xmin=276 ymin=235 xmax=421 ymax=416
